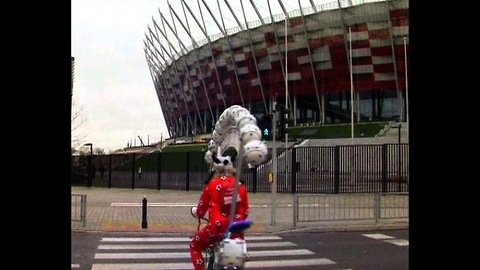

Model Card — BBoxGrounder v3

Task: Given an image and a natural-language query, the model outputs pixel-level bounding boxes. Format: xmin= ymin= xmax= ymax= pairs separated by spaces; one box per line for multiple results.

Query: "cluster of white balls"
xmin=204 ymin=105 xmax=268 ymax=168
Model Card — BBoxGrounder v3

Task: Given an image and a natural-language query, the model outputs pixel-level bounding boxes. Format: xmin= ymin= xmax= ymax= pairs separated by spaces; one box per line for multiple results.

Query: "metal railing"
xmin=71 ymin=194 xmax=87 ymax=227
xmin=293 ymin=193 xmax=408 ymax=226
xmin=72 ymin=143 xmax=409 ymax=194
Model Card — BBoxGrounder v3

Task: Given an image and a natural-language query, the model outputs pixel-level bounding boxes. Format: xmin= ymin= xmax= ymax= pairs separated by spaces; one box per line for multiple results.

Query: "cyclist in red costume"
xmin=189 ymin=153 xmax=249 ymax=270
xmin=230 ymin=179 xmax=249 ymax=240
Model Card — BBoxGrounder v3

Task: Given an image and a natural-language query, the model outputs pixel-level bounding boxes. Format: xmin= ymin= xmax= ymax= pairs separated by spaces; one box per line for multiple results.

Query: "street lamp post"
xmin=271 ymin=102 xmax=277 ymax=226
xmin=84 ymin=143 xmax=93 ymax=187
xmin=391 ymin=122 xmax=402 ymax=192
xmin=397 ymin=123 xmax=402 ymax=192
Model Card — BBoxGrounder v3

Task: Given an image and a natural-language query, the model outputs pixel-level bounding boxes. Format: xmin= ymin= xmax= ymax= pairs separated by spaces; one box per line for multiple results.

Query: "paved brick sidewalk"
xmin=71 ymin=186 xmax=408 ymax=234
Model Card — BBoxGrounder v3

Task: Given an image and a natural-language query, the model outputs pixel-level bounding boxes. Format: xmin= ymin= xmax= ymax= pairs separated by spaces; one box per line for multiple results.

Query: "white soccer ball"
xmin=236 ymin=115 xmax=257 ymax=129
xmin=240 ymin=124 xmax=262 ymax=145
xmin=243 ymin=140 xmax=268 ymax=166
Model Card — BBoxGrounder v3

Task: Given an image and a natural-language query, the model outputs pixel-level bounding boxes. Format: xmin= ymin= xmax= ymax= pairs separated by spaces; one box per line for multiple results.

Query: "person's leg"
xmin=190 ymin=224 xmax=222 ymax=270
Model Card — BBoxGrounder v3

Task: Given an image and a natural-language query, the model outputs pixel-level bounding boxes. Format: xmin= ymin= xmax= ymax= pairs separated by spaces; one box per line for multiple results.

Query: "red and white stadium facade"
xmin=144 ymin=0 xmax=409 ymax=138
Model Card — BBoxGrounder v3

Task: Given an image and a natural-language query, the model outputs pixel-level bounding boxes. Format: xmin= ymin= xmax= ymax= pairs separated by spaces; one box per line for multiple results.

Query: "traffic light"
xmin=277 ymin=105 xmax=291 ymax=140
xmin=260 ymin=114 xmax=273 ymax=140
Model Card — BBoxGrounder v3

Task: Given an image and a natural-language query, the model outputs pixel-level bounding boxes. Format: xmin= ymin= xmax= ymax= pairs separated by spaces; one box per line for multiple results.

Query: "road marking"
xmin=98 ymin=244 xmax=188 ymax=250
xmin=101 ymin=237 xmax=189 ymax=242
xmin=92 ymin=235 xmax=339 ymax=270
xmin=363 ymin=233 xmax=408 ymax=246
xmin=249 ymin=249 xmax=315 ymax=257
xmin=384 ymin=239 xmax=409 ymax=246
xmin=91 ymin=262 xmax=195 ymax=269
xmin=95 ymin=249 xmax=314 ymax=259
xmin=95 ymin=252 xmax=189 ymax=259
xmin=246 ymin=241 xmax=297 ymax=248
xmin=71 ymin=263 xmax=80 ymax=268
xmin=246 ymin=258 xmax=336 ymax=267
xmin=100 ymin=235 xmax=281 ymax=242
xmin=111 ymin=203 xmax=196 ymax=207
xmin=110 ymin=202 xmax=293 ymax=207
xmin=246 ymin=235 xmax=283 ymax=240
xmin=91 ymin=259 xmax=339 ymax=270
xmin=362 ymin=233 xmax=395 ymax=240
xmin=98 ymin=241 xmax=296 ymax=250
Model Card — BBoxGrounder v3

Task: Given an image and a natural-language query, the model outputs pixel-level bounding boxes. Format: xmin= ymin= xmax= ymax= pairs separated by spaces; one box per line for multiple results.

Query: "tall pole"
xmin=403 ymin=36 xmax=409 ymax=185
xmin=397 ymin=123 xmax=402 ymax=192
xmin=404 ymin=37 xmax=409 ymax=128
xmin=89 ymin=143 xmax=93 ymax=187
xmin=84 ymin=143 xmax=93 ymax=188
xmin=349 ymin=27 xmax=355 ymax=182
xmin=349 ymin=27 xmax=354 ymax=143
xmin=271 ymin=101 xmax=277 ymax=226
xmin=284 ymin=15 xmax=288 ymax=188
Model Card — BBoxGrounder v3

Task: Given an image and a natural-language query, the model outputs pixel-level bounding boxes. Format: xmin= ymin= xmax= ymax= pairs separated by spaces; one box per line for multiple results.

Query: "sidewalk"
xmin=71 ymin=186 xmax=408 ymax=234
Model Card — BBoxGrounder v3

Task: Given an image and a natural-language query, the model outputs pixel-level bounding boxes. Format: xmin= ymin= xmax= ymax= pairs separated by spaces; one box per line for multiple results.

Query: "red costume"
xmin=230 ymin=182 xmax=249 ymax=239
xmin=189 ymin=174 xmax=249 ymax=270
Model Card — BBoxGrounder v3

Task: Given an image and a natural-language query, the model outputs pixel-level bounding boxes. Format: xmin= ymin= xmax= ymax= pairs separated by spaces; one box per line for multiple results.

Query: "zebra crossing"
xmin=362 ymin=233 xmax=409 ymax=247
xmin=89 ymin=235 xmax=343 ymax=270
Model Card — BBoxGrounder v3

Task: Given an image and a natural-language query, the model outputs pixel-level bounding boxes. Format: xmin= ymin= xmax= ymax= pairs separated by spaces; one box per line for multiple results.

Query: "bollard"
xmin=141 ymin=195 xmax=148 ymax=229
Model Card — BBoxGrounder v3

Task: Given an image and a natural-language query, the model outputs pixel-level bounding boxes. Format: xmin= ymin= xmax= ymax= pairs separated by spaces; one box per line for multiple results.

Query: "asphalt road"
xmin=72 ymin=229 xmax=408 ymax=270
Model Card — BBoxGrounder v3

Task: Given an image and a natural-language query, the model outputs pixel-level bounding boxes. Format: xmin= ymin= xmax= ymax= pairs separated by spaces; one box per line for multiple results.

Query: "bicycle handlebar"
xmin=191 ymin=206 xmax=252 ymax=234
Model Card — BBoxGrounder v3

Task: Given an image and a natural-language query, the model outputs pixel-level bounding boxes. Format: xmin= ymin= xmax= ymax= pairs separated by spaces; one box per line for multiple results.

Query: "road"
xmin=72 ymin=229 xmax=408 ymax=270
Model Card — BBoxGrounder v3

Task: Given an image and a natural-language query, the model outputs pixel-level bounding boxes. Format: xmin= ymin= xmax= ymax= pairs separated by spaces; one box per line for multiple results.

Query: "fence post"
xmin=142 ymin=195 xmax=148 ymax=229
xmin=185 ymin=152 xmax=190 ymax=191
xmin=374 ymin=193 xmax=380 ymax=223
xmin=382 ymin=145 xmax=387 ymax=193
xmin=291 ymin=147 xmax=297 ymax=194
xmin=108 ymin=154 xmax=112 ymax=188
xmin=131 ymin=153 xmax=136 ymax=190
xmin=252 ymin=167 xmax=257 ymax=193
xmin=81 ymin=194 xmax=87 ymax=227
xmin=293 ymin=194 xmax=298 ymax=227
xmin=157 ymin=152 xmax=161 ymax=190
xmin=334 ymin=146 xmax=340 ymax=194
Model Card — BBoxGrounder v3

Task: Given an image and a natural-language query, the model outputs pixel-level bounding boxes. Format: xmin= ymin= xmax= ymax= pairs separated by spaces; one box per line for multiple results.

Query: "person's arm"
xmin=196 ymin=183 xmax=211 ymax=219
xmin=237 ymin=183 xmax=249 ymax=219
xmin=243 ymin=184 xmax=250 ymax=217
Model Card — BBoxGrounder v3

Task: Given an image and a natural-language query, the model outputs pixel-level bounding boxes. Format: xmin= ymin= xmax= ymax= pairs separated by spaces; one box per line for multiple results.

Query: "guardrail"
xmin=293 ymin=193 xmax=408 ymax=226
xmin=71 ymin=194 xmax=87 ymax=227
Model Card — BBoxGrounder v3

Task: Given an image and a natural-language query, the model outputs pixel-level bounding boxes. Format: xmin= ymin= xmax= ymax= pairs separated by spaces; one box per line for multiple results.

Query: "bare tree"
xmin=71 ymin=96 xmax=88 ymax=149
xmin=71 ymin=56 xmax=89 ymax=152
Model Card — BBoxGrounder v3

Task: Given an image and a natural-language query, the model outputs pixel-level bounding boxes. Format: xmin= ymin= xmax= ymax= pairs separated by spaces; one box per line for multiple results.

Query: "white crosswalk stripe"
xmin=90 ymin=235 xmax=343 ymax=270
xmin=362 ymin=233 xmax=409 ymax=247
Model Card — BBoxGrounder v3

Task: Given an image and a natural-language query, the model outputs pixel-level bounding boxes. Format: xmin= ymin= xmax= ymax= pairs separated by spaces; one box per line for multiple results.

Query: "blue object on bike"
xmin=228 ymin=218 xmax=252 ymax=233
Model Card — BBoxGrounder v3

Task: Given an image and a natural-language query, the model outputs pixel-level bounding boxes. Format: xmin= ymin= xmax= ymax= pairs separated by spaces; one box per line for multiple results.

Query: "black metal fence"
xmin=71 ymin=143 xmax=409 ymax=194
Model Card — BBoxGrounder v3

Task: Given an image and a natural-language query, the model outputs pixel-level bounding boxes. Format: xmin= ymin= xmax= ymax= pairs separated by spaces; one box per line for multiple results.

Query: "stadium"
xmin=143 ymin=0 xmax=409 ymax=139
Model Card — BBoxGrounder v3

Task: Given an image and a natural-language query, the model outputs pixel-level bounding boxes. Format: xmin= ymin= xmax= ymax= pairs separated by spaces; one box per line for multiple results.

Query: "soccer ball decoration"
xmin=243 ymin=140 xmax=268 ymax=167
xmin=206 ymin=105 xmax=267 ymax=169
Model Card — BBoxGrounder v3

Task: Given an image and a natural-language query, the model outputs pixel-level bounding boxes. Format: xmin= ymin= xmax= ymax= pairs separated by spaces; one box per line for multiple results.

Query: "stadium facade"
xmin=144 ymin=0 xmax=409 ymax=138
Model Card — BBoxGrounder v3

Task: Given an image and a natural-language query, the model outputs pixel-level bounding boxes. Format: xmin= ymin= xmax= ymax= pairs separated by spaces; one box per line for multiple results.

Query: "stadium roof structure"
xmin=144 ymin=0 xmax=409 ymax=138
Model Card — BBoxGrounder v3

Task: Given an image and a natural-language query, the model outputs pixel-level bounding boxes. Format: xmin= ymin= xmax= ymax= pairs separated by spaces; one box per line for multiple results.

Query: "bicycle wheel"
xmin=205 ymin=247 xmax=215 ymax=270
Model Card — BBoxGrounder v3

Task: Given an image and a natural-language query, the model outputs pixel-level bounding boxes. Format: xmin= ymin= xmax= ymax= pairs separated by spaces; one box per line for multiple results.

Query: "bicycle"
xmin=191 ymin=206 xmax=252 ymax=270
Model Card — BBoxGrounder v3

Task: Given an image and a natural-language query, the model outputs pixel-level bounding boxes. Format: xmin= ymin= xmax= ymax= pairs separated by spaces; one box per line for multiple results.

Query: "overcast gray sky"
xmin=71 ymin=0 xmax=333 ymax=152
xmin=72 ymin=0 xmax=169 ymax=152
